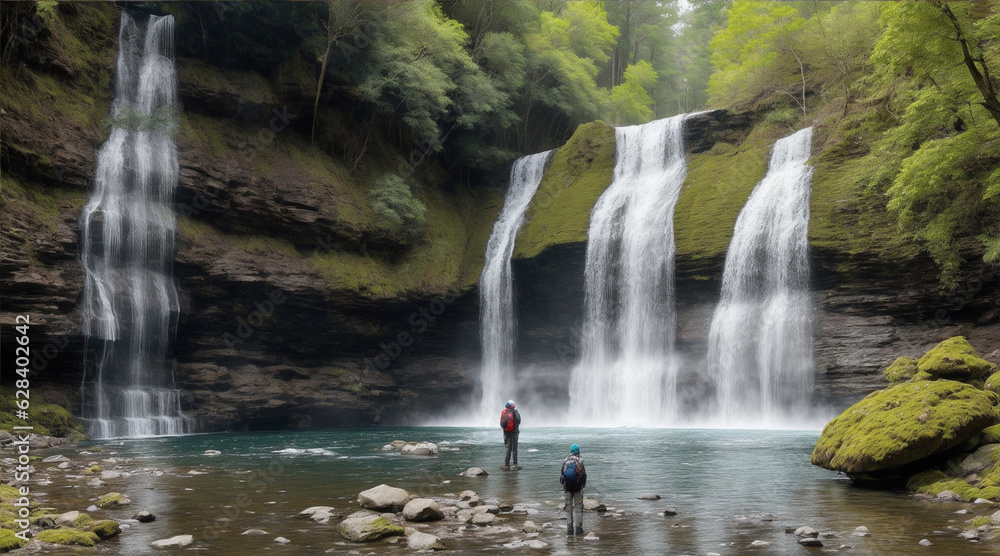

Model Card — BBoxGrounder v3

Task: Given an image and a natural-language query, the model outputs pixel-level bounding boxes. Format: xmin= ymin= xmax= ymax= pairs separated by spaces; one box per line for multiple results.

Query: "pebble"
xmin=242 ymin=529 xmax=269 ymax=535
xmin=461 ymin=467 xmax=488 ymax=477
xmin=274 ymin=537 xmax=291 ymax=544
xmin=794 ymin=526 xmax=818 ymax=538
xmin=43 ymin=455 xmax=70 ymax=463
xmin=959 ymin=530 xmax=980 ymax=541
xmin=852 ymin=526 xmax=870 ymax=537
xmin=525 ymin=540 xmax=548 ymax=548
xmin=799 ymin=538 xmax=823 ymax=547
xmin=583 ymin=532 xmax=599 ymax=540
xmin=663 ymin=508 xmax=678 ymax=517
xmin=204 ymin=450 xmax=221 ymax=456
xmin=522 ymin=521 xmax=538 ymax=533
xmin=58 ymin=462 xmax=70 ymax=469
xmin=151 ymin=534 xmax=193 ymax=548
xmin=760 ymin=513 xmax=775 ymax=521
xmin=750 ymin=540 xmax=769 ymax=547
xmin=955 ymin=509 xmax=969 ymax=514
xmin=919 ymin=539 xmax=933 ymax=547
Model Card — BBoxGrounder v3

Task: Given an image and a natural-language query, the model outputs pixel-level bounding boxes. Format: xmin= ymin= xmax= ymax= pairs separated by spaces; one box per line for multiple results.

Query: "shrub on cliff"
xmin=368 ymin=173 xmax=427 ymax=241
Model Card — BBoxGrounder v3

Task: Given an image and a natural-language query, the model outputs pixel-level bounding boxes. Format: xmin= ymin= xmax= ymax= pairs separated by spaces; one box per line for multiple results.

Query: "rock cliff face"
xmin=3 ymin=4 xmax=997 ymax=432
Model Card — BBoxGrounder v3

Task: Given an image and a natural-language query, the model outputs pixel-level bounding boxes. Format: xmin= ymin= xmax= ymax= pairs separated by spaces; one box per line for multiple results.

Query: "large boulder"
xmin=358 ymin=484 xmax=410 ymax=511
xmin=883 ymin=357 xmax=918 ymax=383
xmin=985 ymin=372 xmax=1000 ymax=395
xmin=812 ymin=380 xmax=999 ymax=475
xmin=337 ymin=512 xmax=404 ymax=542
xmin=401 ymin=442 xmax=439 ymax=456
xmin=402 ymin=499 xmax=444 ymax=522
xmin=916 ymin=337 xmax=995 ymax=381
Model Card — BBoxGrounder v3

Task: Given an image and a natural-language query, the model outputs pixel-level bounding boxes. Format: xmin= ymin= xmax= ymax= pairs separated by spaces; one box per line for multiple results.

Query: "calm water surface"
xmin=31 ymin=428 xmax=996 ymax=555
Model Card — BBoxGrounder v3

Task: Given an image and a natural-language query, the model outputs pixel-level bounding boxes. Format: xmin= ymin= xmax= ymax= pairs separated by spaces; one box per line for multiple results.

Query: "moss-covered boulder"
xmin=811 ymin=380 xmax=999 ymax=474
xmin=916 ymin=337 xmax=995 ymax=381
xmin=337 ymin=511 xmax=405 ymax=542
xmin=985 ymin=371 xmax=1000 ymax=395
xmin=34 ymin=528 xmax=100 ymax=547
xmin=907 ymin=470 xmax=1000 ymax=502
xmin=981 ymin=424 xmax=1000 ymax=445
xmin=513 ymin=121 xmax=616 ymax=260
xmin=95 ymin=492 xmax=130 ymax=508
xmin=0 ymin=528 xmax=27 ymax=551
xmin=90 ymin=519 xmax=121 ymax=539
xmin=883 ymin=356 xmax=919 ymax=383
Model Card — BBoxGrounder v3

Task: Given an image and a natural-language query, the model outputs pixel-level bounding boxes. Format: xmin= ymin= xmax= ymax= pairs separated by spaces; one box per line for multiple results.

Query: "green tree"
xmin=369 ymin=173 xmax=427 ymax=239
xmin=607 ymin=60 xmax=658 ymax=124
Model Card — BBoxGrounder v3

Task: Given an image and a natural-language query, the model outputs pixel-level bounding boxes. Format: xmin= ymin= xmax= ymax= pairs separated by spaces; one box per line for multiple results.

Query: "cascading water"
xmin=569 ymin=115 xmax=693 ymax=426
xmin=79 ymin=13 xmax=191 ymax=438
xmin=706 ymin=127 xmax=815 ymax=426
xmin=477 ymin=151 xmax=552 ymax=421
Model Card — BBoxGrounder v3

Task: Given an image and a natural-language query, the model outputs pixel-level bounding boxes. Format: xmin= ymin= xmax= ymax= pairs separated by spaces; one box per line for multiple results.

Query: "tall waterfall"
xmin=477 ymin=151 xmax=552 ymax=421
xmin=79 ymin=13 xmax=191 ymax=438
xmin=706 ymin=127 xmax=815 ymax=426
xmin=569 ymin=115 xmax=692 ymax=426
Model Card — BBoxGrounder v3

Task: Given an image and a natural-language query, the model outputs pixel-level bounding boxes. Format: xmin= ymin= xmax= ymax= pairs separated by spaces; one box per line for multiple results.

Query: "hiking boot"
xmin=575 ymin=526 xmax=584 ymax=535
xmin=511 ymin=465 xmax=522 ymax=470
xmin=567 ymin=525 xmax=574 ymax=536
xmin=500 ymin=465 xmax=510 ymax=470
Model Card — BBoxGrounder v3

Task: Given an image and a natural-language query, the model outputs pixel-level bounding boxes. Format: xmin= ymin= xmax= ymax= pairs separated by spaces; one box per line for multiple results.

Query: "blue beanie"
xmin=570 ymin=444 xmax=580 ymax=454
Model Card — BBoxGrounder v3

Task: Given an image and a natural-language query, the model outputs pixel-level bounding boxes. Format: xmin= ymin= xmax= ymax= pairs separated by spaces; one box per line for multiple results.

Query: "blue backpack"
xmin=562 ymin=459 xmax=582 ymax=489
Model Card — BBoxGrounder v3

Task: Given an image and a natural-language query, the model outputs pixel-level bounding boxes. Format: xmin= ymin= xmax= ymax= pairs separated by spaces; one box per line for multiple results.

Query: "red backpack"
xmin=500 ymin=408 xmax=516 ymax=432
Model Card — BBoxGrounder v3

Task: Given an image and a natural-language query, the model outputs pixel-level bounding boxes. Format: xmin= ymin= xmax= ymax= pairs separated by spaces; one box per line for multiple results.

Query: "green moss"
xmin=0 ymin=528 xmax=27 ymax=551
xmin=907 ymin=471 xmax=1000 ymax=502
xmin=95 ymin=492 xmax=128 ymax=508
xmin=84 ymin=465 xmax=101 ymax=475
xmin=176 ymin=58 xmax=276 ymax=108
xmin=513 ymin=121 xmax=616 ymax=259
xmin=72 ymin=514 xmax=94 ymax=529
xmin=338 ymin=515 xmax=405 ymax=542
xmin=812 ymin=380 xmax=1000 ymax=474
xmin=90 ymin=519 xmax=121 ymax=539
xmin=973 ymin=516 xmax=992 ymax=527
xmin=0 ymin=391 xmax=84 ymax=439
xmin=884 ymin=357 xmax=919 ymax=383
xmin=985 ymin=372 xmax=1000 ymax=395
xmin=917 ymin=337 xmax=995 ymax=381
xmin=980 ymin=425 xmax=1000 ymax=445
xmin=675 ymin=123 xmax=776 ymax=261
xmin=34 ymin=528 xmax=100 ymax=547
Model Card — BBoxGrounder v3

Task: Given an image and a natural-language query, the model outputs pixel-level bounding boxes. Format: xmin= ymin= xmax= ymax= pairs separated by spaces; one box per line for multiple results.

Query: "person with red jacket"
xmin=500 ymin=400 xmax=521 ymax=470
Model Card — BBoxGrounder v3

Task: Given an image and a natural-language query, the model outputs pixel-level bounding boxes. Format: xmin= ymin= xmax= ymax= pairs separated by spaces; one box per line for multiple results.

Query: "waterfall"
xmin=706 ymin=127 xmax=815 ymax=426
xmin=477 ymin=151 xmax=552 ymax=421
xmin=569 ymin=115 xmax=692 ymax=426
xmin=79 ymin=13 xmax=191 ymax=438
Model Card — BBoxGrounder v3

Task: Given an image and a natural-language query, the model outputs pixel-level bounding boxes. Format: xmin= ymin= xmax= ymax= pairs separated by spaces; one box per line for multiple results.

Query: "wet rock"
xmin=583 ymin=498 xmax=606 ymax=512
xmin=401 ymin=442 xmax=439 ymax=456
xmin=919 ymin=539 xmax=933 ymax=546
xmin=959 ymin=530 xmax=980 ymax=540
xmin=974 ymin=498 xmax=991 ymax=504
xmin=337 ymin=511 xmax=405 ymax=542
xmin=91 ymin=520 xmax=121 ymax=539
xmin=662 ymin=508 xmax=678 ymax=517
xmin=470 ymin=512 xmax=497 ymax=525
xmin=130 ymin=510 xmax=155 ymax=523
xmin=960 ymin=444 xmax=999 ymax=475
xmin=402 ymin=499 xmax=444 ymax=522
xmin=852 ymin=526 xmax=870 ymax=537
xmin=638 ymin=494 xmax=661 ymax=500
xmin=383 ymin=440 xmax=408 ymax=451
xmin=86 ymin=478 xmax=106 ymax=488
xmin=936 ymin=490 xmax=961 ymax=501
xmin=471 ymin=505 xmax=499 ymax=516
xmin=955 ymin=509 xmax=969 ymax=515
xmin=760 ymin=513 xmax=775 ymax=521
xmin=525 ymin=539 xmax=548 ymax=548
xmin=58 ymin=462 xmax=70 ymax=469
xmin=358 ymin=484 xmax=409 ymax=512
xmin=459 ymin=490 xmax=480 ymax=506
xmin=523 ymin=521 xmax=538 ymax=533
xmin=100 ymin=470 xmax=123 ymax=480
xmin=583 ymin=532 xmax=599 ymax=540
xmin=43 ymin=455 xmax=70 ymax=463
xmin=799 ymin=538 xmax=823 ymax=547
xmin=274 ymin=536 xmax=291 ymax=544
xmin=242 ymin=529 xmax=268 ymax=535
xmin=54 ymin=511 xmax=80 ymax=527
xmin=96 ymin=492 xmax=131 ymax=508
xmin=151 ymin=535 xmax=194 ymax=548
xmin=991 ymin=510 xmax=1000 ymax=525
xmin=498 ymin=502 xmax=514 ymax=512
xmin=204 ymin=450 xmax=221 ymax=456
xmin=86 ymin=505 xmax=99 ymax=512
xmin=407 ymin=531 xmax=445 ymax=551
xmin=298 ymin=506 xmax=338 ymax=523
xmin=750 ymin=540 xmax=770 ymax=547
xmin=795 ymin=526 xmax=819 ymax=538
xmin=461 ymin=467 xmax=488 ymax=477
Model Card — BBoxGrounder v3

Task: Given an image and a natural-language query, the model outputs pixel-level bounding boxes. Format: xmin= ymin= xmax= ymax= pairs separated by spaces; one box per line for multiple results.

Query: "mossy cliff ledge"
xmin=812 ymin=337 xmax=1000 ymax=497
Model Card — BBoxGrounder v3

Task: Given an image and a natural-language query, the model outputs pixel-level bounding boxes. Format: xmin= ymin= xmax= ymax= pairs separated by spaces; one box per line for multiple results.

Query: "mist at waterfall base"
xmin=55 ymin=428 xmax=995 ymax=556
xmin=79 ymin=13 xmax=191 ymax=438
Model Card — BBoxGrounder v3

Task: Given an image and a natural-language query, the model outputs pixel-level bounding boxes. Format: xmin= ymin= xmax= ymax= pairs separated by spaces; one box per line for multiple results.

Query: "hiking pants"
xmin=504 ymin=431 xmax=518 ymax=465
xmin=565 ymin=490 xmax=583 ymax=529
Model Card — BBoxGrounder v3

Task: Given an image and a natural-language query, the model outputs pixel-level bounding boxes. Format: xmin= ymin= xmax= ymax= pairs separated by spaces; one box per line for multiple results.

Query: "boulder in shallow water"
xmin=151 ymin=535 xmax=194 ymax=548
xmin=811 ymin=380 xmax=999 ymax=475
xmin=916 ymin=337 xmax=995 ymax=381
xmin=470 ymin=512 xmax=497 ymax=525
xmin=402 ymin=499 xmax=444 ymax=522
xmin=583 ymin=498 xmax=606 ymax=512
xmin=132 ymin=511 xmax=155 ymax=523
xmin=358 ymin=484 xmax=410 ymax=511
xmin=637 ymin=494 xmax=661 ymax=500
xmin=96 ymin=492 xmax=131 ymax=508
xmin=461 ymin=467 xmax=488 ymax=477
xmin=337 ymin=512 xmax=404 ymax=542
xmin=407 ymin=531 xmax=445 ymax=550
xmin=91 ymin=520 xmax=121 ymax=539
xmin=401 ymin=442 xmax=439 ymax=456
xmin=35 ymin=529 xmax=100 ymax=547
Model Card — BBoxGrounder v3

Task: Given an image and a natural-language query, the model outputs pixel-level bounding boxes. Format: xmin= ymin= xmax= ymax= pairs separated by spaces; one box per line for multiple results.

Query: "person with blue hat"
xmin=560 ymin=443 xmax=587 ymax=535
xmin=499 ymin=400 xmax=521 ymax=470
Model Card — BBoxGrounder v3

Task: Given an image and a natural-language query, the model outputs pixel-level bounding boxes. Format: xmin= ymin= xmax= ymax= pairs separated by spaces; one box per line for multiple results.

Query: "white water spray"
xmin=569 ymin=115 xmax=693 ymax=426
xmin=79 ymin=13 xmax=191 ymax=438
xmin=477 ymin=151 xmax=552 ymax=422
xmin=706 ymin=127 xmax=815 ymax=426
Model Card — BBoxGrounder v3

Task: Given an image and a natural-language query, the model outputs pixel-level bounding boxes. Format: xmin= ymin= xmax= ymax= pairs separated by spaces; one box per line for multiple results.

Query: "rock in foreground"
xmin=358 ymin=484 xmax=410 ymax=511
xmin=337 ymin=512 xmax=405 ymax=542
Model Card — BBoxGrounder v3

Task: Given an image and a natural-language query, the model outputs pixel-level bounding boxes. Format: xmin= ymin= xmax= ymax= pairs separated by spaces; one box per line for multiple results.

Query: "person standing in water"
xmin=560 ymin=443 xmax=587 ymax=535
xmin=500 ymin=400 xmax=521 ymax=470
